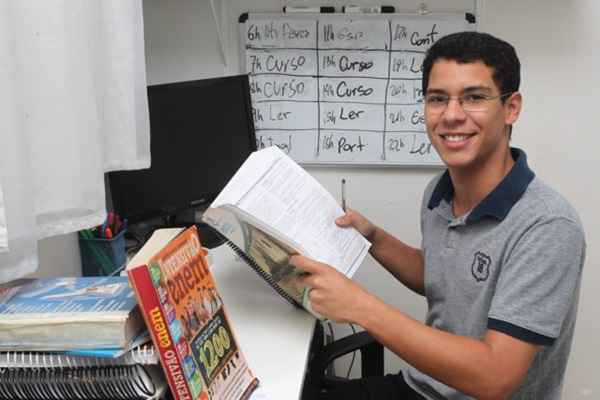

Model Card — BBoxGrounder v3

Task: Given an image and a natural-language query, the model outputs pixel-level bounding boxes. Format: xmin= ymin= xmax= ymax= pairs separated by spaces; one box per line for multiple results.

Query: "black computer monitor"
xmin=108 ymin=74 xmax=256 ymax=242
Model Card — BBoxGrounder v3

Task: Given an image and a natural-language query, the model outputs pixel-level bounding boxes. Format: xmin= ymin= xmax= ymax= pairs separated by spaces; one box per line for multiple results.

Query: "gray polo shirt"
xmin=403 ymin=148 xmax=586 ymax=400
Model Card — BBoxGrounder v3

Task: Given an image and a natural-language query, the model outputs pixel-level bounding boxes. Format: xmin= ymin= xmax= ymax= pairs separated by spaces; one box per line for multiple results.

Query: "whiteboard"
xmin=241 ymin=13 xmax=475 ymax=166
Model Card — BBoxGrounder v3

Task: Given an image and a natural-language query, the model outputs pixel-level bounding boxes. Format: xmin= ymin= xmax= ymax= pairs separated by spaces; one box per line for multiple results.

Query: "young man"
xmin=291 ymin=32 xmax=586 ymax=399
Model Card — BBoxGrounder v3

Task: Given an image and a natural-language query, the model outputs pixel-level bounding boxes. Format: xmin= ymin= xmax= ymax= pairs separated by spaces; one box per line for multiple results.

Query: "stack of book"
xmin=0 ymin=276 xmax=166 ymax=399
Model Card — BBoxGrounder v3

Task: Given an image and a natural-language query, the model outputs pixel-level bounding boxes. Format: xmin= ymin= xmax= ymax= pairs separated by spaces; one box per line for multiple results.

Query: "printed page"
xmin=234 ymin=148 xmax=370 ymax=277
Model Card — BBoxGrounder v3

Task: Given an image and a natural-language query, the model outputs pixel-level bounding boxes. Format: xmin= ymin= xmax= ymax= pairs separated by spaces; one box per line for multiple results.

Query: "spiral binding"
xmin=0 ymin=364 xmax=164 ymax=400
xmin=0 ymin=344 xmax=158 ymax=369
xmin=215 ymin=229 xmax=302 ymax=308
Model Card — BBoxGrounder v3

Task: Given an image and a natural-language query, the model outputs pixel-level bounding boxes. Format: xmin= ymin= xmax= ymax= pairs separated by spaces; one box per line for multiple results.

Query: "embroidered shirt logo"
xmin=471 ymin=251 xmax=491 ymax=282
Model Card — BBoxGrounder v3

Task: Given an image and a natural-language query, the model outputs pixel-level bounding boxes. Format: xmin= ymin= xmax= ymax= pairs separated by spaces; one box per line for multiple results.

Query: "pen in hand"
xmin=341 ymin=178 xmax=347 ymax=212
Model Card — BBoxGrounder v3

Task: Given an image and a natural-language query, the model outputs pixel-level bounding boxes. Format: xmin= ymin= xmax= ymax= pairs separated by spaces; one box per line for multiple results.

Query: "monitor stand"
xmin=170 ymin=208 xmax=227 ymax=249
xmin=126 ymin=210 xmax=226 ymax=251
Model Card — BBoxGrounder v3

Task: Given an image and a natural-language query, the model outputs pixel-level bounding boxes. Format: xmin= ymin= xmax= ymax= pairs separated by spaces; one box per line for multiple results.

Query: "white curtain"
xmin=0 ymin=0 xmax=150 ymax=282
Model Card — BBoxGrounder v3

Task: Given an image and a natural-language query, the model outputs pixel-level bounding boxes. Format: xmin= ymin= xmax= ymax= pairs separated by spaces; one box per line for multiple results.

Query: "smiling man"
xmin=292 ymin=32 xmax=586 ymax=399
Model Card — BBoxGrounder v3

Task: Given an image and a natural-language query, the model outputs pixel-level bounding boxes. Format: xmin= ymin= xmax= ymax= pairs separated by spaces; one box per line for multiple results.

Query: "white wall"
xmin=143 ymin=0 xmax=227 ymax=83
xmin=38 ymin=0 xmax=599 ymax=398
xmin=481 ymin=2 xmax=600 ymax=398
xmin=35 ymin=234 xmax=81 ymax=278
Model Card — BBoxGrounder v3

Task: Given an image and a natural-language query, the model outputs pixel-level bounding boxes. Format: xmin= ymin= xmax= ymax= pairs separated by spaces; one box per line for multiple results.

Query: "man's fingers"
xmin=335 ymin=215 xmax=350 ymax=226
xmin=292 ymin=257 xmax=322 ymax=290
xmin=289 ymin=255 xmax=325 ymax=274
xmin=335 ymin=209 xmax=355 ymax=226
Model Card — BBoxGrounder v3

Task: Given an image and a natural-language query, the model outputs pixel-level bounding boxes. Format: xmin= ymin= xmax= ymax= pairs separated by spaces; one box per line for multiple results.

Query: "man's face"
xmin=424 ymin=59 xmax=520 ymax=172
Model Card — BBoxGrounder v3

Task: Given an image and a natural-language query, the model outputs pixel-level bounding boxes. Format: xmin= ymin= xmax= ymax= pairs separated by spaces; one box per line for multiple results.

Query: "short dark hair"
xmin=422 ymin=31 xmax=520 ymax=97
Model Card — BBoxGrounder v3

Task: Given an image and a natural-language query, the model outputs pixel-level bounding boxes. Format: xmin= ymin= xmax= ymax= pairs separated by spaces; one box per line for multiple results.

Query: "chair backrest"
xmin=301 ymin=323 xmax=384 ymax=399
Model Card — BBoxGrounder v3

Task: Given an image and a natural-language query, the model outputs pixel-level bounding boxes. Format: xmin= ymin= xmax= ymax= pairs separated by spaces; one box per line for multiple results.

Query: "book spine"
xmin=128 ymin=266 xmax=194 ymax=400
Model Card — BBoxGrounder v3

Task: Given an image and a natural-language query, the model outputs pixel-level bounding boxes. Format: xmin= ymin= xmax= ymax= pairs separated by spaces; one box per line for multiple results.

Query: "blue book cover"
xmin=0 ymin=276 xmax=137 ymax=316
xmin=0 ymin=277 xmax=145 ymax=351
xmin=63 ymin=330 xmax=151 ymax=359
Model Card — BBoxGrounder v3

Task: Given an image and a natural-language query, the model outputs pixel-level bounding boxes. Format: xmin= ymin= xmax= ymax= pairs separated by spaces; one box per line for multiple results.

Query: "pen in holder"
xmin=79 ymin=228 xmax=127 ymax=276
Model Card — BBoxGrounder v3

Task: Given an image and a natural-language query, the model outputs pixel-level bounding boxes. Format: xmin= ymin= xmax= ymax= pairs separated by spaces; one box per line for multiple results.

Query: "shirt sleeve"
xmin=488 ymin=217 xmax=585 ymax=345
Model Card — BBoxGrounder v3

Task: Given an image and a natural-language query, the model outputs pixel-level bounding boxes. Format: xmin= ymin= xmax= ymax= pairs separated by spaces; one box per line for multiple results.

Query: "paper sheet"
xmin=249 ymin=387 xmax=274 ymax=400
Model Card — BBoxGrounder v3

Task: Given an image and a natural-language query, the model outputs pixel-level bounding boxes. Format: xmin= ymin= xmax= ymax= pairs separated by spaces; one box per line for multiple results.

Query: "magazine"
xmin=128 ymin=226 xmax=258 ymax=400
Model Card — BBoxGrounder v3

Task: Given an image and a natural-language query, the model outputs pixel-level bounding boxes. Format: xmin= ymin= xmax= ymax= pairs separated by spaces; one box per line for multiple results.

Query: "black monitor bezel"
xmin=107 ymin=74 xmax=256 ymax=225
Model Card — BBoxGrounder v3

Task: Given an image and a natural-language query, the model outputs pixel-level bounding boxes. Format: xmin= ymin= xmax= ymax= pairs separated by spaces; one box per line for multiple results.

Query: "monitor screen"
xmin=108 ymin=74 xmax=256 ymax=225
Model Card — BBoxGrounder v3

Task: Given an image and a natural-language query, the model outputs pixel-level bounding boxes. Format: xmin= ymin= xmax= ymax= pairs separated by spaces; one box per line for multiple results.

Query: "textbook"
xmin=202 ymin=146 xmax=371 ymax=318
xmin=128 ymin=226 xmax=258 ymax=400
xmin=0 ymin=276 xmax=145 ymax=351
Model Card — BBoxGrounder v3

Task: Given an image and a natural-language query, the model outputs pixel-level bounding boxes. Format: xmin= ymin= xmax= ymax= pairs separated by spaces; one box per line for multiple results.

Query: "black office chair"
xmin=302 ymin=322 xmax=384 ymax=400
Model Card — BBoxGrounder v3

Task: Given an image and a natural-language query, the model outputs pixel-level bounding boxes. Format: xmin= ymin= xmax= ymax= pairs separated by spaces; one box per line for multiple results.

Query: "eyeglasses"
xmin=424 ymin=92 xmax=513 ymax=113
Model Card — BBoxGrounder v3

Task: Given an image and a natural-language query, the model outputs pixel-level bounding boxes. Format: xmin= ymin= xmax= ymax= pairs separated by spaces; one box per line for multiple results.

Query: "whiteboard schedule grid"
xmin=242 ymin=13 xmax=475 ymax=166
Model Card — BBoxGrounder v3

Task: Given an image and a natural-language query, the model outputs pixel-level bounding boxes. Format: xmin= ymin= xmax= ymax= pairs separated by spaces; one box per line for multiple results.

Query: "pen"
xmin=283 ymin=6 xmax=335 ymax=13
xmin=342 ymin=5 xmax=395 ymax=13
xmin=341 ymin=178 xmax=347 ymax=212
xmin=113 ymin=216 xmax=121 ymax=235
xmin=79 ymin=229 xmax=116 ymax=274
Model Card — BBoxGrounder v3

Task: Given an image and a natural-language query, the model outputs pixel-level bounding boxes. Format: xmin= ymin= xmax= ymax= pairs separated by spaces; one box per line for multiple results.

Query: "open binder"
xmin=217 ymin=227 xmax=301 ymax=308
xmin=201 ymin=146 xmax=371 ymax=319
xmin=0 ymin=345 xmax=166 ymax=400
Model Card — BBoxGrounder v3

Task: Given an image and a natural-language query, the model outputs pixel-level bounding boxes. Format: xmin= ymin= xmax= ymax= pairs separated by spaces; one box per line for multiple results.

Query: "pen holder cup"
xmin=79 ymin=230 xmax=127 ymax=276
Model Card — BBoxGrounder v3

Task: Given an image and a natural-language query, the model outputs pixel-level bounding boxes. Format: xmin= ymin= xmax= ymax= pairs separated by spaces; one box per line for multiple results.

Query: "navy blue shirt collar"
xmin=427 ymin=148 xmax=535 ymax=223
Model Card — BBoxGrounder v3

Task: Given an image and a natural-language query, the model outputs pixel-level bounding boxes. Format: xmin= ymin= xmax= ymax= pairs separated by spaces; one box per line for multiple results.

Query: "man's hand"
xmin=291 ymin=255 xmax=373 ymax=323
xmin=335 ymin=208 xmax=376 ymax=242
